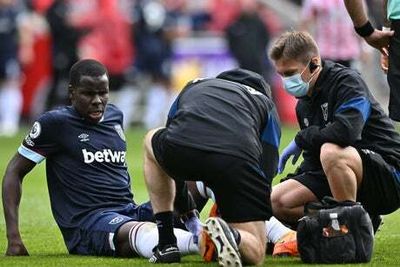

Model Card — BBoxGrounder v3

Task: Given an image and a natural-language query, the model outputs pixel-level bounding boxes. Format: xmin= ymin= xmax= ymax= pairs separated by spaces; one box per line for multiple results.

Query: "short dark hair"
xmin=69 ymin=59 xmax=108 ymax=88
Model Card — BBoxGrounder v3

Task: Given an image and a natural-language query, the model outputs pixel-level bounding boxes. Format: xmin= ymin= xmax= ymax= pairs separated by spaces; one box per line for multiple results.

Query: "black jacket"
xmin=165 ymin=69 xmax=281 ymax=182
xmin=294 ymin=60 xmax=400 ymax=171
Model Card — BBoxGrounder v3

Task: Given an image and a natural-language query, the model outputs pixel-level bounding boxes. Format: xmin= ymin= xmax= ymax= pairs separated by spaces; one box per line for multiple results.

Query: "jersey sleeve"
xmin=18 ymin=112 xmax=61 ymax=163
xmin=260 ymin=105 xmax=281 ymax=183
xmin=295 ymin=73 xmax=371 ymax=151
xmin=166 ymin=95 xmax=180 ymax=127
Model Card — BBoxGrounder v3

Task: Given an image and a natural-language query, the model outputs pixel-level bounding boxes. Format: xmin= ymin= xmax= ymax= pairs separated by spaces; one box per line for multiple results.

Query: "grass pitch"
xmin=0 ymin=126 xmax=399 ymax=266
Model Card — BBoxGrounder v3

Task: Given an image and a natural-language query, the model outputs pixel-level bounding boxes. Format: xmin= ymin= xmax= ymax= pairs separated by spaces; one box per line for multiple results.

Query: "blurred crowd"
xmin=0 ymin=0 xmax=389 ymax=136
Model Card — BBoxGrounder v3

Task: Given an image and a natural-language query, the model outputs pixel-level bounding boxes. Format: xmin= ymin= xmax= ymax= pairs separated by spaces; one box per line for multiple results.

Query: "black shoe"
xmin=149 ymin=244 xmax=181 ymax=263
xmin=370 ymin=215 xmax=383 ymax=234
xmin=204 ymin=217 xmax=242 ymax=267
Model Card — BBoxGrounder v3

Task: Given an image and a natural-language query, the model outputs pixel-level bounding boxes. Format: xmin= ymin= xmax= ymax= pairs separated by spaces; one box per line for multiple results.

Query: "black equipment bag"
xmin=297 ymin=197 xmax=374 ymax=263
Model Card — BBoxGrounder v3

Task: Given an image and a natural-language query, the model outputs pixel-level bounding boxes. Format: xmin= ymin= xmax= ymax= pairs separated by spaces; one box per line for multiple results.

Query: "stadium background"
xmin=0 ymin=0 xmax=399 ymax=266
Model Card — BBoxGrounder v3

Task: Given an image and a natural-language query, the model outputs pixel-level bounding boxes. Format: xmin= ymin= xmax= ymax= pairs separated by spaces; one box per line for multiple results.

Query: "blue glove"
xmin=278 ymin=140 xmax=302 ymax=174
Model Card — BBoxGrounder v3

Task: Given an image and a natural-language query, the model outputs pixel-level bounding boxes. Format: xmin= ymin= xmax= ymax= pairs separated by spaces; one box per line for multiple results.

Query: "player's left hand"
xmin=278 ymin=140 xmax=302 ymax=174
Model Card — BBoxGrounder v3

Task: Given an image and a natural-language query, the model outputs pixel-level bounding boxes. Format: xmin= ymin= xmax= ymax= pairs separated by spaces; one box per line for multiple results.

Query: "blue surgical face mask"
xmin=282 ymin=64 xmax=312 ymax=97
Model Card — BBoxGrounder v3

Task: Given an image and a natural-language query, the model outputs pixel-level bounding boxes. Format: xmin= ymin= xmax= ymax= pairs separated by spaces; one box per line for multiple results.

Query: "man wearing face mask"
xmin=268 ymin=31 xmax=400 ymax=232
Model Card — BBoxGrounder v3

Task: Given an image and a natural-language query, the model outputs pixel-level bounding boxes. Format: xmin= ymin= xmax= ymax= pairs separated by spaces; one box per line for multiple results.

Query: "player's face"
xmin=70 ymin=74 xmax=109 ymax=123
xmin=273 ymin=58 xmax=310 ymax=78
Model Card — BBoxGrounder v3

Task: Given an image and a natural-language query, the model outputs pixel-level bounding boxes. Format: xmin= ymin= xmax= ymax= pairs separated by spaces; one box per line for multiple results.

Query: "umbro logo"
xmin=78 ymin=133 xmax=90 ymax=142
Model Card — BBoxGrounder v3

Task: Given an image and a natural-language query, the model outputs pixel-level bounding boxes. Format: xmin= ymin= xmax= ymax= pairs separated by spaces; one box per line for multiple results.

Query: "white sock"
xmin=175 ymin=227 xmax=199 ymax=255
xmin=129 ymin=222 xmax=198 ymax=258
xmin=184 ymin=216 xmax=202 ymax=244
xmin=265 ymin=216 xmax=292 ymax=243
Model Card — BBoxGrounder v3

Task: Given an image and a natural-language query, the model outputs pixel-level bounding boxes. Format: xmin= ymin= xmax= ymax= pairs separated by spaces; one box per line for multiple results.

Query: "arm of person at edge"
xmin=260 ymin=108 xmax=281 ymax=180
xmin=294 ymin=80 xmax=371 ymax=153
xmin=344 ymin=0 xmax=393 ymax=55
xmin=2 ymin=154 xmax=36 ymax=256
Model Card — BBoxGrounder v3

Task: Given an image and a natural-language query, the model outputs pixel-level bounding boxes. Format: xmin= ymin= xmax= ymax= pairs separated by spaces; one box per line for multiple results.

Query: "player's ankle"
xmin=154 ymin=211 xmax=176 ymax=246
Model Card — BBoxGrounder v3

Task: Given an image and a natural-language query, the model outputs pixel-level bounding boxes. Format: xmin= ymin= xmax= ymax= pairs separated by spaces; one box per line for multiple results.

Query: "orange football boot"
xmin=272 ymin=230 xmax=299 ymax=257
xmin=199 ymin=203 xmax=219 ymax=262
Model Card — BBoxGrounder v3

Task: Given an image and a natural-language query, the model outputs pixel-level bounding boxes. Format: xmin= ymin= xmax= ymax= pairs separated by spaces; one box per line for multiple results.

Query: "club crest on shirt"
xmin=114 ymin=124 xmax=126 ymax=141
xmin=109 ymin=216 xmax=124 ymax=225
xmin=29 ymin=121 xmax=41 ymax=139
xmin=321 ymin=102 xmax=328 ymax=121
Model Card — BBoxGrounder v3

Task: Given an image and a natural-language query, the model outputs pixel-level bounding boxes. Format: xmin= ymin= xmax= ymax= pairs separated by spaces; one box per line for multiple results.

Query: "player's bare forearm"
xmin=2 ymin=154 xmax=35 ymax=256
xmin=3 ymin=170 xmax=26 ymax=255
xmin=344 ymin=0 xmax=368 ymax=27
xmin=383 ymin=0 xmax=390 ymax=27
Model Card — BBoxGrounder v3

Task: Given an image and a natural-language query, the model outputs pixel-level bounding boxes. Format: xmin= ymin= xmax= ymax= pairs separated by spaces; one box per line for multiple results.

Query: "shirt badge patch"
xmin=114 ymin=124 xmax=126 ymax=141
xmin=78 ymin=133 xmax=90 ymax=142
xmin=304 ymin=118 xmax=309 ymax=127
xmin=29 ymin=121 xmax=41 ymax=139
xmin=109 ymin=216 xmax=125 ymax=225
xmin=321 ymin=102 xmax=328 ymax=121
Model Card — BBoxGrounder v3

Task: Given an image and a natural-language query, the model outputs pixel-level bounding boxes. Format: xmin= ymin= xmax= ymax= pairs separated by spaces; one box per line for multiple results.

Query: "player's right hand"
xmin=6 ymin=242 xmax=29 ymax=256
xmin=365 ymin=29 xmax=393 ymax=55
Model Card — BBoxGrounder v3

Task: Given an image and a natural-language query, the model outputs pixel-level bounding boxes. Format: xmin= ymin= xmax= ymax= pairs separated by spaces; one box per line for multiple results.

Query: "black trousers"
xmin=388 ymin=20 xmax=400 ymax=121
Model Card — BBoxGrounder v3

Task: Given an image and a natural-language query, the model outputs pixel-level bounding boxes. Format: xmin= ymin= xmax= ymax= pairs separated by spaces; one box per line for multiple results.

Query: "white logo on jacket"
xmin=304 ymin=118 xmax=309 ymax=127
xmin=321 ymin=102 xmax=328 ymax=121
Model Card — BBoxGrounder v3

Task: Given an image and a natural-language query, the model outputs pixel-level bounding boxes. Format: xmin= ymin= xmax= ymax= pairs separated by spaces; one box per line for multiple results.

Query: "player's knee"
xmin=254 ymin=252 xmax=266 ymax=266
xmin=254 ymin=237 xmax=266 ymax=265
xmin=247 ymin=253 xmax=265 ymax=266
xmin=245 ymin=242 xmax=265 ymax=266
xmin=320 ymin=143 xmax=341 ymax=165
xmin=320 ymin=143 xmax=349 ymax=172
xmin=236 ymin=224 xmax=266 ymax=265
xmin=271 ymin=190 xmax=287 ymax=220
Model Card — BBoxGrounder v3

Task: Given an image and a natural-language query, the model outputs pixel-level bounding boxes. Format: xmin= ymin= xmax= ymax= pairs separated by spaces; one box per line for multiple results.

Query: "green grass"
xmin=0 ymin=125 xmax=399 ymax=266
